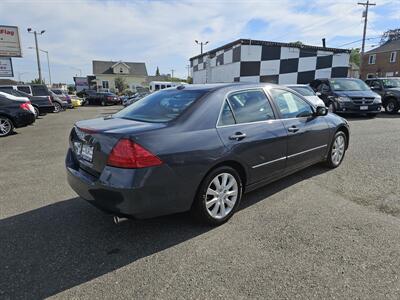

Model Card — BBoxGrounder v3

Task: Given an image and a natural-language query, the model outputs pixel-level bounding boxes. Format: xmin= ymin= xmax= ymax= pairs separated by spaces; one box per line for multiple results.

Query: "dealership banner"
xmin=0 ymin=25 xmax=22 ymax=57
xmin=0 ymin=57 xmax=13 ymax=77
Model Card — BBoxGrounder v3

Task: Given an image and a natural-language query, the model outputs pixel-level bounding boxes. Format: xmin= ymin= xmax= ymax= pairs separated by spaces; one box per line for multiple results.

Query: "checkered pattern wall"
xmin=191 ymin=44 xmax=350 ymax=84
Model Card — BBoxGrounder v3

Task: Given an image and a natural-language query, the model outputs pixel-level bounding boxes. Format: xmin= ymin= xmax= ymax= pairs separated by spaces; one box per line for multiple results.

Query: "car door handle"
xmin=229 ymin=132 xmax=246 ymax=140
xmin=287 ymin=126 xmax=299 ymax=133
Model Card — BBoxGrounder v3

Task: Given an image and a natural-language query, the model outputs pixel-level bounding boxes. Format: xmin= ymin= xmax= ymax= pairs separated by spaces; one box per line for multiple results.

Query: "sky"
xmin=1 ymin=0 xmax=399 ymax=84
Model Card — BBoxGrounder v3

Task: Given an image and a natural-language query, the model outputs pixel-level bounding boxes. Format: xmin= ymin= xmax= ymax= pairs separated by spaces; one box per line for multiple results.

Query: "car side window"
xmin=226 ymin=89 xmax=275 ymax=124
xmin=371 ymin=80 xmax=381 ymax=89
xmin=317 ymin=83 xmax=330 ymax=93
xmin=218 ymin=100 xmax=235 ymax=126
xmin=270 ymin=89 xmax=314 ymax=119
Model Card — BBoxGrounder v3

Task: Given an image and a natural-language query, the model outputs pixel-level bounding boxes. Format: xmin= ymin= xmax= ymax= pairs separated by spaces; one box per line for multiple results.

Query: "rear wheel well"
xmin=210 ymin=160 xmax=247 ymax=187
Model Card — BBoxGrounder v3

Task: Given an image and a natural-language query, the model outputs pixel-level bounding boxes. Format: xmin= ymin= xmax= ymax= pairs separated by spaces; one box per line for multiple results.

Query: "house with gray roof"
xmin=361 ymin=39 xmax=400 ymax=79
xmin=92 ymin=60 xmax=148 ymax=92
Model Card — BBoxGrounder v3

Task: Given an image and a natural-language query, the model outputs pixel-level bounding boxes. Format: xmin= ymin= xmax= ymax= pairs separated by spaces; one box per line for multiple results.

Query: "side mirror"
xmin=371 ymin=86 xmax=381 ymax=91
xmin=315 ymin=106 xmax=328 ymax=116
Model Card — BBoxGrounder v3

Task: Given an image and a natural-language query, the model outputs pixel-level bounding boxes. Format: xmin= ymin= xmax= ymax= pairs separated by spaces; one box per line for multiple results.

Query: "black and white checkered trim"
xmin=191 ymin=43 xmax=350 ymax=84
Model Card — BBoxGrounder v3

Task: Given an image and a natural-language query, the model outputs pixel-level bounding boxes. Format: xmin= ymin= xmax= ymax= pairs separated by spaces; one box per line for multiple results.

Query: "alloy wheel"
xmin=331 ymin=135 xmax=345 ymax=166
xmin=205 ymin=173 xmax=238 ymax=219
xmin=0 ymin=118 xmax=12 ymax=136
xmin=386 ymin=102 xmax=395 ymax=113
xmin=54 ymin=103 xmax=61 ymax=113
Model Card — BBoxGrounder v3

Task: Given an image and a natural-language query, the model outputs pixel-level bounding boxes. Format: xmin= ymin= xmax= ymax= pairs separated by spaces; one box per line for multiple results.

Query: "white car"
xmin=285 ymin=84 xmax=326 ymax=107
xmin=0 ymin=91 xmax=36 ymax=116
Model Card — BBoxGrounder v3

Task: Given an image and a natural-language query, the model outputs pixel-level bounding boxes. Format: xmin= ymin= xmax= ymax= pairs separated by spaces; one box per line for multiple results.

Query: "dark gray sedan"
xmin=66 ymin=83 xmax=349 ymax=225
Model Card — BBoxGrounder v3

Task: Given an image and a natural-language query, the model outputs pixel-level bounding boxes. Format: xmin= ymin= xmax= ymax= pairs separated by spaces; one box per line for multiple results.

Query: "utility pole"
xmin=195 ymin=40 xmax=209 ymax=54
xmin=27 ymin=28 xmax=46 ymax=83
xmin=358 ymin=0 xmax=376 ymax=54
xmin=186 ymin=64 xmax=190 ymax=78
xmin=170 ymin=69 xmax=175 ymax=79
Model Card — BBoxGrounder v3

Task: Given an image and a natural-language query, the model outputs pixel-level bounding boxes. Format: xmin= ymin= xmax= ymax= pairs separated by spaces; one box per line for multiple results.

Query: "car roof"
xmin=171 ymin=82 xmax=282 ymax=92
xmin=285 ymin=84 xmax=310 ymax=87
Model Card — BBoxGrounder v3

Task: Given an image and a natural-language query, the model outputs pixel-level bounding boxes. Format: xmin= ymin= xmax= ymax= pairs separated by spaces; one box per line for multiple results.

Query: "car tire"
xmin=101 ymin=100 xmax=106 ymax=106
xmin=0 ymin=116 xmax=14 ymax=137
xmin=53 ymin=102 xmax=62 ymax=113
xmin=328 ymin=102 xmax=336 ymax=113
xmin=191 ymin=166 xmax=243 ymax=226
xmin=33 ymin=106 xmax=40 ymax=119
xmin=325 ymin=131 xmax=347 ymax=169
xmin=385 ymin=99 xmax=399 ymax=114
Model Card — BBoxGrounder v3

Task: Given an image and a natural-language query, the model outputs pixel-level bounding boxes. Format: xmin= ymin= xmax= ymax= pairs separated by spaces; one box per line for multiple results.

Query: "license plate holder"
xmin=360 ymin=105 xmax=368 ymax=110
xmin=81 ymin=144 xmax=94 ymax=162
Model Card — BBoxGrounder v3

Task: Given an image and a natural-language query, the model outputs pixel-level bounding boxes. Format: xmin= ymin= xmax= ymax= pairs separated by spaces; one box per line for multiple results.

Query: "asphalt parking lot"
xmin=1 ymin=106 xmax=400 ymax=299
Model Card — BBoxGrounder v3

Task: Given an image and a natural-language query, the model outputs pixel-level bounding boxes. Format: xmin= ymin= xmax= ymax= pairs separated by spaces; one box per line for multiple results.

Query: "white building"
xmin=190 ymin=39 xmax=350 ymax=85
xmin=93 ymin=60 xmax=148 ymax=92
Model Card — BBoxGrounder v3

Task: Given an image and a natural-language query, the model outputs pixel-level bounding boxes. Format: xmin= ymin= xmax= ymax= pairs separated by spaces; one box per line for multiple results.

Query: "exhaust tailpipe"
xmin=113 ymin=216 xmax=129 ymax=224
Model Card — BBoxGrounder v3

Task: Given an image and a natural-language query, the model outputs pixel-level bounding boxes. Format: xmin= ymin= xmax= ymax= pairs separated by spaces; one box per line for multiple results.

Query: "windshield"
xmin=113 ymin=89 xmax=207 ymax=122
xmin=288 ymin=86 xmax=315 ymax=96
xmin=329 ymin=79 xmax=370 ymax=91
xmin=382 ymin=78 xmax=400 ymax=88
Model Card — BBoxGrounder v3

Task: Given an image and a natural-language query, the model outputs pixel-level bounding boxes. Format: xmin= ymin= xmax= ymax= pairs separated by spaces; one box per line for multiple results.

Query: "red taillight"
xmin=48 ymin=96 xmax=53 ymax=104
xmin=19 ymin=102 xmax=31 ymax=111
xmin=107 ymin=96 xmax=113 ymax=100
xmin=107 ymin=139 xmax=163 ymax=169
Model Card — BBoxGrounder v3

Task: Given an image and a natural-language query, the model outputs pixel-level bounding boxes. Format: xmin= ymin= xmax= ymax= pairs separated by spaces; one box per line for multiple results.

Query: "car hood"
xmin=75 ymin=116 xmax=166 ymax=135
xmin=387 ymin=88 xmax=400 ymax=93
xmin=334 ymin=90 xmax=378 ymax=98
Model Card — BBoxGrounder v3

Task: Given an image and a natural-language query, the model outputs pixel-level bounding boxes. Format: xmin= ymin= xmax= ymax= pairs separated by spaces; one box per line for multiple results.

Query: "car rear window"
xmin=17 ymin=86 xmax=31 ymax=94
xmin=114 ymin=89 xmax=207 ymax=122
xmin=288 ymin=86 xmax=315 ymax=96
xmin=31 ymin=85 xmax=50 ymax=96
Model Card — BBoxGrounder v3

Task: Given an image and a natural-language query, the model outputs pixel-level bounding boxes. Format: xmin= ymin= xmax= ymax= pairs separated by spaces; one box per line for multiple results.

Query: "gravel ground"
xmin=0 ymin=106 xmax=399 ymax=299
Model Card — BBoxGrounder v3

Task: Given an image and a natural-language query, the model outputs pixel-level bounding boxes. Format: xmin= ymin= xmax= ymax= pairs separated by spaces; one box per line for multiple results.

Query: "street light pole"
xmin=27 ymin=47 xmax=51 ymax=85
xmin=195 ymin=40 xmax=209 ymax=54
xmin=27 ymin=28 xmax=45 ymax=83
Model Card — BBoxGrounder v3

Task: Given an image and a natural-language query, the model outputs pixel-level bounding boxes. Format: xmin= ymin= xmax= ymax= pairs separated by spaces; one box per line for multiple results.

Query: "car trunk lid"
xmin=70 ymin=117 xmax=166 ymax=175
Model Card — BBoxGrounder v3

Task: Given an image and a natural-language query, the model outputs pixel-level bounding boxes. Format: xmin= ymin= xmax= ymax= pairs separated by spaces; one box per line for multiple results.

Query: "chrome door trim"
xmin=251 ymin=144 xmax=327 ymax=168
xmin=286 ymin=144 xmax=327 ymax=159
xmin=252 ymin=156 xmax=286 ymax=169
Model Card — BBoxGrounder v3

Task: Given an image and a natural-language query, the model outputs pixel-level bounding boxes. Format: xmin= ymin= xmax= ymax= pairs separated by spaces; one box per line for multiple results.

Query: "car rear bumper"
xmin=38 ymin=105 xmax=55 ymax=114
xmin=65 ymin=148 xmax=187 ymax=219
xmin=335 ymin=103 xmax=382 ymax=114
xmin=13 ymin=111 xmax=35 ymax=128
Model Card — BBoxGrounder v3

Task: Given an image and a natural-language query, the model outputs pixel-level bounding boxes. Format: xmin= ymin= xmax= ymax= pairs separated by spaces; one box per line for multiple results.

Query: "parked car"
xmin=365 ymin=77 xmax=400 ymax=114
xmin=76 ymin=89 xmax=97 ymax=99
xmin=51 ymin=89 xmax=73 ymax=108
xmin=48 ymin=90 xmax=68 ymax=112
xmin=0 ymin=86 xmax=54 ymax=118
xmin=285 ymin=84 xmax=325 ymax=107
xmin=0 ymin=91 xmax=36 ymax=116
xmin=66 ymin=83 xmax=349 ymax=225
xmin=69 ymin=95 xmax=83 ymax=108
xmin=85 ymin=91 xmax=120 ymax=106
xmin=310 ymin=78 xmax=382 ymax=117
xmin=0 ymin=92 xmax=35 ymax=137
xmin=122 ymin=92 xmax=150 ymax=107
xmin=25 ymin=84 xmax=67 ymax=113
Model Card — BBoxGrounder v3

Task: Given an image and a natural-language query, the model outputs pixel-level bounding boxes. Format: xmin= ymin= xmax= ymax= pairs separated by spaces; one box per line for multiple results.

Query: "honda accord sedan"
xmin=66 ymin=83 xmax=349 ymax=225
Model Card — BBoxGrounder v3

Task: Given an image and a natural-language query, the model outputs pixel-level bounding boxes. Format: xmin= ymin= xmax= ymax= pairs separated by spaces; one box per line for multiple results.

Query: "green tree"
xmin=350 ymin=48 xmax=361 ymax=67
xmin=114 ymin=77 xmax=127 ymax=93
xmin=31 ymin=78 xmax=44 ymax=84
xmin=155 ymin=66 xmax=160 ymax=76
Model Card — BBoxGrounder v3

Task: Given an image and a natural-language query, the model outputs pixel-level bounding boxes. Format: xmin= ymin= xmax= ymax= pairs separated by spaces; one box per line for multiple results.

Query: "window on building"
xmin=390 ymin=51 xmax=397 ymax=63
xmin=120 ymin=68 xmax=123 ymax=73
xmin=102 ymin=81 xmax=109 ymax=89
xmin=368 ymin=54 xmax=376 ymax=65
